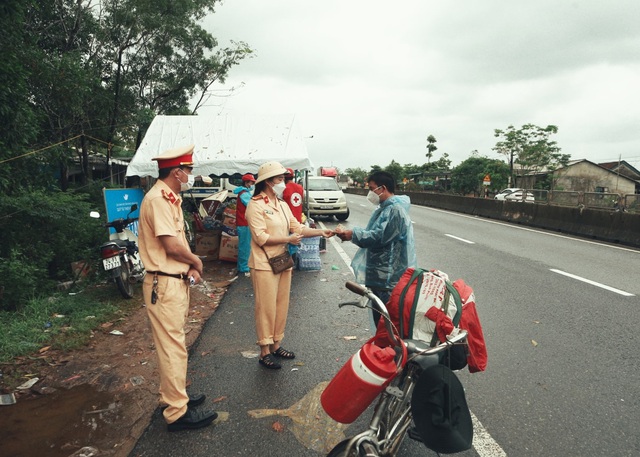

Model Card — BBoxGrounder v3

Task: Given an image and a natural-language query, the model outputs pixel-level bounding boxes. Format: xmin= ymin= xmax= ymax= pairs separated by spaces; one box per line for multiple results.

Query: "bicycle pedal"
xmin=407 ymin=426 xmax=423 ymax=443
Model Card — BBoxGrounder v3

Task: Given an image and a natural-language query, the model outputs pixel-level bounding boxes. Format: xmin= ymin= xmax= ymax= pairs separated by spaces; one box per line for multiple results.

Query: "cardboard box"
xmin=219 ymin=233 xmax=239 ymax=262
xmin=195 ymin=231 xmax=221 ymax=261
xmin=222 ymin=214 xmax=236 ymax=230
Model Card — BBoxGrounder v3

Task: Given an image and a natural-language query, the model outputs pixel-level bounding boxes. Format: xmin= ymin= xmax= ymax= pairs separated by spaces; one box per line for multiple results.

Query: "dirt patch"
xmin=0 ymin=261 xmax=238 ymax=457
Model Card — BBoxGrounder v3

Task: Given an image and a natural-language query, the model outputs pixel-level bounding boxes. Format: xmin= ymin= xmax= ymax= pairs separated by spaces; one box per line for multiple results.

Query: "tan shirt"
xmin=246 ymin=193 xmax=304 ymax=270
xmin=138 ymin=180 xmax=190 ymax=274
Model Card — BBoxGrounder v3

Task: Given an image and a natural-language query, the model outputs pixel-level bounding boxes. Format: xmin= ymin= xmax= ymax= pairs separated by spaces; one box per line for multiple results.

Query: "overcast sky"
xmin=198 ymin=0 xmax=640 ymax=172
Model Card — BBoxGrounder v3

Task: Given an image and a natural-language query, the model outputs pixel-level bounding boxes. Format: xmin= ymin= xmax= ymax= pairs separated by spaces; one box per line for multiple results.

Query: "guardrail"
xmin=344 ymin=188 xmax=640 ymax=248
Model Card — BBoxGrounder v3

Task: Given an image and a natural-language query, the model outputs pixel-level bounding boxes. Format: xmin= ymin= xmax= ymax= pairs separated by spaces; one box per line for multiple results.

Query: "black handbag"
xmin=261 ymin=247 xmax=294 ymax=274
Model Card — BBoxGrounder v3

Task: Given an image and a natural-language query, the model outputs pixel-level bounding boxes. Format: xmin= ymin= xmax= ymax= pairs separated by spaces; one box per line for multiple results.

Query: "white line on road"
xmin=445 ymin=233 xmax=475 ymax=244
xmin=319 ymin=221 xmax=354 ymax=274
xmin=421 ymin=206 xmax=640 ymax=254
xmin=550 ymin=269 xmax=635 ymax=296
xmin=472 ymin=412 xmax=508 ymax=457
xmin=319 ymin=221 xmax=508 ymax=456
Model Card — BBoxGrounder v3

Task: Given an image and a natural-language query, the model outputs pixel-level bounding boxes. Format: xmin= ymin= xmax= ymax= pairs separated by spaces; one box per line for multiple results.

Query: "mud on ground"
xmin=0 ymin=261 xmax=238 ymax=457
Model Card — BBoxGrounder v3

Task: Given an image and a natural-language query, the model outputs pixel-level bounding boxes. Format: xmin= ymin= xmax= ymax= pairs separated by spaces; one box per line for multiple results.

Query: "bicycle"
xmin=324 ymin=281 xmax=470 ymax=457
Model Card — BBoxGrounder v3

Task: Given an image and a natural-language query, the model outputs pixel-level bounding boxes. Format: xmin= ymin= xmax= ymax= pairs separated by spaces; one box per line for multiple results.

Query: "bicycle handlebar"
xmin=343 ymin=281 xmax=403 ymax=349
xmin=343 ymin=281 xmax=468 ymax=358
xmin=405 ymin=330 xmax=468 ymax=356
xmin=345 ymin=281 xmax=367 ymax=296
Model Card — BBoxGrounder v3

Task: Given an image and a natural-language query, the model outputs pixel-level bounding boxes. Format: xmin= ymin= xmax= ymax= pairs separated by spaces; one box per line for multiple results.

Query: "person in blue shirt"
xmin=335 ymin=171 xmax=417 ymax=326
xmin=233 ymin=173 xmax=256 ymax=276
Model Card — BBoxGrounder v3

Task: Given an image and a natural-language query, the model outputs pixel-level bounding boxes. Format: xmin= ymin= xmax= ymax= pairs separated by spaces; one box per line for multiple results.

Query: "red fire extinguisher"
xmin=321 ymin=339 xmax=400 ymax=424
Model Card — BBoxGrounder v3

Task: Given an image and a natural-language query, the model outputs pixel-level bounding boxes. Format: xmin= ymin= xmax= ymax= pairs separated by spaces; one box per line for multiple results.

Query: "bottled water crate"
xmin=298 ymin=236 xmax=321 ymax=271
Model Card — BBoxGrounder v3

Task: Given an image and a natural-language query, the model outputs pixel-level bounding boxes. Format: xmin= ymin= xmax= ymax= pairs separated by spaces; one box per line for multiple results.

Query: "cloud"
xmin=198 ymin=0 xmax=640 ymax=171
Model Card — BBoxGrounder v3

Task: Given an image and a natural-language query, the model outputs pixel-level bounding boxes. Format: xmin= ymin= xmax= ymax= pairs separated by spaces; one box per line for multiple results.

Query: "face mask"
xmin=367 ymin=190 xmax=380 ymax=206
xmin=179 ymin=169 xmax=195 ymax=191
xmin=272 ymin=181 xmax=286 ymax=198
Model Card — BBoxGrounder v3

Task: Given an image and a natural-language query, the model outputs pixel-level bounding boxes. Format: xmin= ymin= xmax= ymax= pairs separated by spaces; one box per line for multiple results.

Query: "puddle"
xmin=247 ymin=381 xmax=348 ymax=453
xmin=0 ymin=384 xmax=114 ymax=457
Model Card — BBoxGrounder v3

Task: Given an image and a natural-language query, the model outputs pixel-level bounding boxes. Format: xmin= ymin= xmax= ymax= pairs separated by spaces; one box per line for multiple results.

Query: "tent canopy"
xmin=126 ymin=114 xmax=314 ymax=178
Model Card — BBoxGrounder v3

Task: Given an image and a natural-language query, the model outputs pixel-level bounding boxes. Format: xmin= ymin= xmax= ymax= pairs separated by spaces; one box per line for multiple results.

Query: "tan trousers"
xmin=251 ymin=268 xmax=293 ymax=346
xmin=143 ymin=275 xmax=190 ymax=423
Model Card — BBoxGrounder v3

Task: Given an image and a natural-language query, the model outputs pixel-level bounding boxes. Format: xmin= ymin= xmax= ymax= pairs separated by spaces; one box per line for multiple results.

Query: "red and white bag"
xmin=374 ymin=268 xmax=488 ymax=373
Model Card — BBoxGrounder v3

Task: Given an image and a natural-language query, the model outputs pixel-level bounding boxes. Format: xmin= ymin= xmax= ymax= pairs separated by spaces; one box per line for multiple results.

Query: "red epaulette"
xmin=251 ymin=194 xmax=269 ymax=204
xmin=161 ymin=189 xmax=178 ymax=204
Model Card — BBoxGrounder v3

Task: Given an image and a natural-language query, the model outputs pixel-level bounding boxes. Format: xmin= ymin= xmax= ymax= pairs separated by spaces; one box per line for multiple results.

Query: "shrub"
xmin=0 ymin=189 xmax=105 ymax=311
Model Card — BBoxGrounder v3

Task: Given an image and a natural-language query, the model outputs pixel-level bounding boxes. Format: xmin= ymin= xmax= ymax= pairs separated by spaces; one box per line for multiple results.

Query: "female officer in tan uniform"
xmin=245 ymin=162 xmax=333 ymax=369
xmin=138 ymin=145 xmax=218 ymax=431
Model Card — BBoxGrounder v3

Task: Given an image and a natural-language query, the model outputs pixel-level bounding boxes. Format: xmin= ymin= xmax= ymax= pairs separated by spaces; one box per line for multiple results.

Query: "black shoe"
xmin=408 ymin=426 xmax=423 ymax=442
xmin=160 ymin=393 xmax=206 ymax=411
xmin=167 ymin=408 xmax=218 ymax=432
xmin=186 ymin=393 xmax=206 ymax=407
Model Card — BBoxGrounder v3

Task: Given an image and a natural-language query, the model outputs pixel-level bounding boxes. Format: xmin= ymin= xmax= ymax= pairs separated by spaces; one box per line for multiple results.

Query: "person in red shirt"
xmin=282 ymin=168 xmax=304 ymax=223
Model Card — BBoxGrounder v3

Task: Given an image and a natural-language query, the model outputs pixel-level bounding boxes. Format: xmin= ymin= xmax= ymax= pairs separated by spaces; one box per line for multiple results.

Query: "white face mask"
xmin=366 ymin=190 xmax=380 ymax=206
xmin=179 ymin=169 xmax=195 ymax=191
xmin=272 ymin=181 xmax=286 ymax=198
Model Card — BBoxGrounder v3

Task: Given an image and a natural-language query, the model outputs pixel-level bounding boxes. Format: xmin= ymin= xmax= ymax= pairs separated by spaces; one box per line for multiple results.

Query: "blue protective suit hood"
xmin=350 ymin=194 xmax=417 ymax=290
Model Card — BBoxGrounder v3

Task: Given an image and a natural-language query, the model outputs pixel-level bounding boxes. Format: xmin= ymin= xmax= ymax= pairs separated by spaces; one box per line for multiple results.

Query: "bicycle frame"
xmin=329 ymin=281 xmax=468 ymax=457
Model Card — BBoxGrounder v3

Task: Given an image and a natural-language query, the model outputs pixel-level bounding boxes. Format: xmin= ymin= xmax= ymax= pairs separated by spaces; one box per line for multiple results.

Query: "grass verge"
xmin=0 ymin=281 xmax=140 ymax=365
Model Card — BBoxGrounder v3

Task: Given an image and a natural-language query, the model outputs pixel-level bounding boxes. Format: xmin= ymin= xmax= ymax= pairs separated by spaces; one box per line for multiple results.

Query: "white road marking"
xmin=472 ymin=412 xmax=508 ymax=457
xmin=421 ymin=206 xmax=640 ymax=254
xmin=550 ymin=269 xmax=635 ymax=296
xmin=319 ymin=220 xmax=507 ymax=456
xmin=318 ymin=221 xmax=354 ymax=274
xmin=445 ymin=233 xmax=475 ymax=244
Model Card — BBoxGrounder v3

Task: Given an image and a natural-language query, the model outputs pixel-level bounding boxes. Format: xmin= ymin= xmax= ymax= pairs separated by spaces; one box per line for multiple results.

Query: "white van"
xmin=305 ymin=176 xmax=350 ymax=221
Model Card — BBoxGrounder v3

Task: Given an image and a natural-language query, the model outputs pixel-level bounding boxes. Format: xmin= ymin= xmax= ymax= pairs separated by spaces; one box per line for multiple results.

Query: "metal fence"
xmin=624 ymin=194 xmax=640 ymax=213
xmin=519 ymin=190 xmax=631 ymax=211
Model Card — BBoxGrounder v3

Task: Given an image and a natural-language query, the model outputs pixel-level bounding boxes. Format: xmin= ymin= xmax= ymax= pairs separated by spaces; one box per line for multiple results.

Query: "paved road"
xmin=132 ymin=193 xmax=640 ymax=456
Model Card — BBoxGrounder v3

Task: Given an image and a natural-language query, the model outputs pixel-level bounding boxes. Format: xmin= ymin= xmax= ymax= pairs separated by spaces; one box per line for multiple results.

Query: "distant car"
xmin=305 ymin=176 xmax=350 ymax=221
xmin=494 ymin=188 xmax=522 ymax=200
xmin=503 ymin=189 xmax=535 ymax=203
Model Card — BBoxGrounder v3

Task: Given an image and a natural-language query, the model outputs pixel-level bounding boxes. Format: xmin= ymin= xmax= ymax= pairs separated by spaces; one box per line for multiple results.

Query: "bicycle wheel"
xmin=327 ymin=438 xmax=371 ymax=457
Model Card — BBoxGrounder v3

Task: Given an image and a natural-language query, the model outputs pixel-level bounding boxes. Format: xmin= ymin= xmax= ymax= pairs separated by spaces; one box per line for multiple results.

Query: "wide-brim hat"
xmin=152 ymin=144 xmax=195 ymax=169
xmin=411 ymin=364 xmax=473 ymax=454
xmin=255 ymin=161 xmax=287 ymax=184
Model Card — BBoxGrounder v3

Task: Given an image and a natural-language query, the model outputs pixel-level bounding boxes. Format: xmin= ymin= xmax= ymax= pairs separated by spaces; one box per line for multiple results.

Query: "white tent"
xmin=126 ymin=114 xmax=314 ymax=178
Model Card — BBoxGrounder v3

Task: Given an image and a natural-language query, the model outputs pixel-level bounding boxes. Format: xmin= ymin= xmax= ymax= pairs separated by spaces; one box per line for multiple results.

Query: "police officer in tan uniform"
xmin=245 ymin=161 xmax=333 ymax=369
xmin=138 ymin=144 xmax=218 ymax=431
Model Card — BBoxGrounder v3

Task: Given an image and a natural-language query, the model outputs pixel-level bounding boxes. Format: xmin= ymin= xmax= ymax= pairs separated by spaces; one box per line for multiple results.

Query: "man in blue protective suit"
xmin=335 ymin=171 xmax=417 ymax=326
xmin=233 ymin=173 xmax=256 ymax=276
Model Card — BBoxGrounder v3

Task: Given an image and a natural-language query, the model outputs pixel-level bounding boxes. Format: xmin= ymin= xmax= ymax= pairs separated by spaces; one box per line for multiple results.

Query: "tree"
xmin=426 ymin=134 xmax=437 ymax=163
xmin=344 ymin=167 xmax=368 ymax=186
xmin=7 ymin=0 xmax=253 ymax=190
xmin=422 ymin=153 xmax=451 ymax=173
xmin=451 ymin=154 xmax=510 ymax=196
xmin=0 ymin=0 xmax=254 ymax=307
xmin=493 ymin=123 xmax=570 ymax=187
xmin=384 ymin=160 xmax=404 ymax=185
xmin=0 ymin=0 xmax=41 ymax=195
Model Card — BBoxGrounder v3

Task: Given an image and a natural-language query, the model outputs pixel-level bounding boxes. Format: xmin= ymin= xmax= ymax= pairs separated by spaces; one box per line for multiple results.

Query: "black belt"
xmin=149 ymin=271 xmax=187 ymax=280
